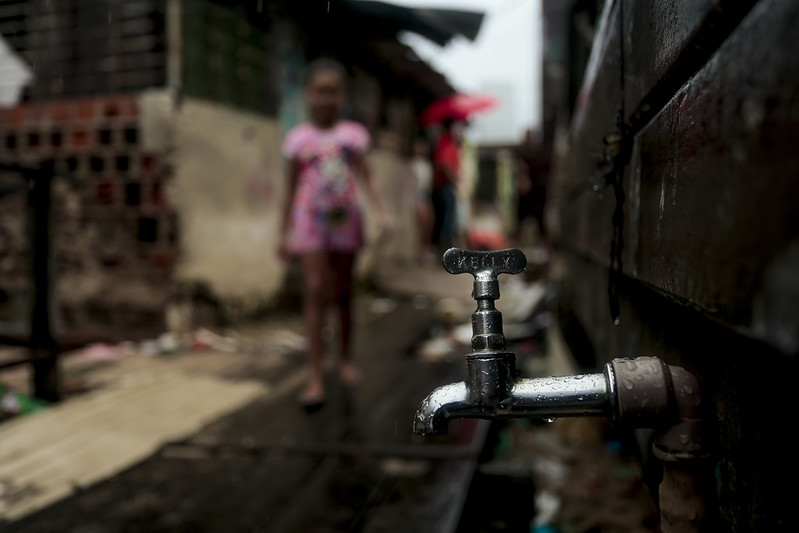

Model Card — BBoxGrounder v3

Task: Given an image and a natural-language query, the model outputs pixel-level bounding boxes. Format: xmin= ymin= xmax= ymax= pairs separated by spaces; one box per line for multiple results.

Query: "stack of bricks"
xmin=0 ymin=95 xmax=176 ymax=332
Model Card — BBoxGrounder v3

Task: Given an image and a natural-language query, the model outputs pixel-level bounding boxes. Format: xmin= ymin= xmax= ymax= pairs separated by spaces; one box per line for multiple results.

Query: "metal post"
xmin=28 ymin=169 xmax=59 ymax=402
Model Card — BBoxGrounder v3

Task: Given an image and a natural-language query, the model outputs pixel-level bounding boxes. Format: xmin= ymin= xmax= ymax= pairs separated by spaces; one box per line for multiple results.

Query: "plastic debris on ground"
xmin=433 ymin=296 xmax=470 ymax=327
xmin=369 ymin=297 xmax=398 ymax=315
xmin=379 ymin=458 xmax=432 ymax=478
xmin=451 ymin=323 xmax=473 ymax=346
xmin=412 ymin=294 xmax=429 ymax=310
xmin=267 ymin=328 xmax=308 ymax=356
xmin=65 ymin=343 xmax=125 ymax=364
xmin=500 ymin=278 xmax=547 ymax=325
xmin=0 ymin=383 xmax=48 ymax=420
xmin=416 ymin=335 xmax=456 ymax=362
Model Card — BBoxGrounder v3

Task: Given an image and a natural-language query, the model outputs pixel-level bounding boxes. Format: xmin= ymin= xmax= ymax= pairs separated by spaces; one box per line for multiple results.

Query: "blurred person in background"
xmin=431 ymin=119 xmax=464 ymax=253
xmin=279 ymin=59 xmax=387 ymax=408
xmin=410 ymin=138 xmax=434 ymax=261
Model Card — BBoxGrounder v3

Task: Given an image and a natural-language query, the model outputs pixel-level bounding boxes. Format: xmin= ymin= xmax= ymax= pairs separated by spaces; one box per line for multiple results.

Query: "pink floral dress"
xmin=282 ymin=120 xmax=370 ymax=254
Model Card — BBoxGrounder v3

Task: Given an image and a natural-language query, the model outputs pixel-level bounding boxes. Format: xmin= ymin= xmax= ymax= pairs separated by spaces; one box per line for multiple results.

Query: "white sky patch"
xmin=372 ymin=0 xmax=542 ymax=144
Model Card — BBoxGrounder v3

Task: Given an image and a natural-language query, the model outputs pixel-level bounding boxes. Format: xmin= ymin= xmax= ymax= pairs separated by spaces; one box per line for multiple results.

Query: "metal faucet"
xmin=414 ymin=248 xmax=714 ymax=533
xmin=414 ymin=248 xmax=613 ymax=436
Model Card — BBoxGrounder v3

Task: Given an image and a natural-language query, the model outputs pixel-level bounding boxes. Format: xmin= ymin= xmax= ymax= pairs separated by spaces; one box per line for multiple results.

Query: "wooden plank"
xmin=0 ymin=367 xmax=266 ymax=521
xmin=6 ymin=453 xmax=323 ymax=533
xmin=558 ymin=1 xmax=622 ymax=194
xmin=621 ymin=0 xmax=758 ymax=126
xmin=625 ymin=0 xmax=799 ymax=351
xmin=556 ymin=2 xmax=623 ymax=286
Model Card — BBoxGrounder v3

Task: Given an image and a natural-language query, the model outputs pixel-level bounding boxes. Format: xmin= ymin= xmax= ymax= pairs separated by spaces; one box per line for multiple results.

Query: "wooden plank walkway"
xmin=0 ymin=362 xmax=266 ymax=522
xmin=2 ymin=293 xmax=487 ymax=533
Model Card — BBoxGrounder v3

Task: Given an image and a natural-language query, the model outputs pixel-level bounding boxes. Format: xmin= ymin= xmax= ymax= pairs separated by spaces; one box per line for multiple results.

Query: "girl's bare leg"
xmin=300 ymin=251 xmax=327 ymax=401
xmin=329 ymin=251 xmax=359 ymax=385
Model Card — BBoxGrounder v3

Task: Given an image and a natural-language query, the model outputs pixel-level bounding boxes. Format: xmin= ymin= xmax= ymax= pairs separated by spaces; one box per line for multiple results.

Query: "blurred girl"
xmin=279 ymin=59 xmax=386 ymax=407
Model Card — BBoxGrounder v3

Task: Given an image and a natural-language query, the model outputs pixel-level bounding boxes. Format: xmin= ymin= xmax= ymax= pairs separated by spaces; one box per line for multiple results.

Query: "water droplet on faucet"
xmin=623 ymin=379 xmax=634 ymax=391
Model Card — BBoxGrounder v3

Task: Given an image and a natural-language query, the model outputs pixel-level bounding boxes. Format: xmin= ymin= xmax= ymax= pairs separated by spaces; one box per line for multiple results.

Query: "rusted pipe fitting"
xmin=652 ymin=365 xmax=714 ymax=533
xmin=608 ymin=357 xmax=673 ymax=426
xmin=653 ymin=365 xmax=711 ymax=461
xmin=608 ymin=357 xmax=711 ymax=459
xmin=608 ymin=357 xmax=713 ymax=533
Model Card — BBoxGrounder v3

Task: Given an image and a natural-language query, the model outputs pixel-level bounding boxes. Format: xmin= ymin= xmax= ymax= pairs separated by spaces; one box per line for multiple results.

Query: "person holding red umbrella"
xmin=431 ymin=118 xmax=465 ymax=253
xmin=421 ymin=93 xmax=497 ymax=253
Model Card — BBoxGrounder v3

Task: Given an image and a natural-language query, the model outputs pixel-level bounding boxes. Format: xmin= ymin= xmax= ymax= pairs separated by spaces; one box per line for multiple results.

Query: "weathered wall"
xmin=358 ymin=134 xmax=417 ymax=275
xmin=553 ymin=0 xmax=799 ymax=530
xmin=170 ymin=97 xmax=285 ymax=309
xmin=0 ymin=92 xmax=177 ymax=334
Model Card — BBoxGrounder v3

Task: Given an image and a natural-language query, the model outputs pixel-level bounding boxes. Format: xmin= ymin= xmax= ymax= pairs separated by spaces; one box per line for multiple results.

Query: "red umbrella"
xmin=419 ymin=93 xmax=498 ymax=126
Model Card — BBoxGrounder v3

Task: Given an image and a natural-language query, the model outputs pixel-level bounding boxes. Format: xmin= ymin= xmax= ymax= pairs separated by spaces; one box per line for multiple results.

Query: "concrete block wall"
xmin=0 ymin=94 xmax=176 ymax=333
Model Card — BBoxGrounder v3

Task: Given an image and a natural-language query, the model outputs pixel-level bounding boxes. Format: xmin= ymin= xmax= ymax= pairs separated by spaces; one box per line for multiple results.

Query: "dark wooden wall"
xmin=555 ymin=0 xmax=799 ymax=530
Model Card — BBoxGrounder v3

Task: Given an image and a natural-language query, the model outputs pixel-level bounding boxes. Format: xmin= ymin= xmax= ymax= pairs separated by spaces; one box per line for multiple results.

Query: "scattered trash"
xmin=1 ymin=388 xmax=19 ymax=415
xmin=370 ymin=297 xmax=397 ymax=315
xmin=269 ymin=328 xmax=308 ymax=355
xmin=501 ymin=278 xmax=547 ymax=325
xmin=527 ymin=246 xmax=550 ymax=266
xmin=157 ymin=332 xmax=181 ymax=355
xmin=379 ymin=458 xmax=431 ymax=477
xmin=434 ymin=296 xmax=469 ymax=326
xmin=191 ymin=328 xmax=238 ymax=353
xmin=412 ymin=294 xmax=429 ymax=310
xmin=451 ymin=323 xmax=473 ymax=346
xmin=119 ymin=341 xmax=139 ymax=357
xmin=416 ymin=336 xmax=455 ymax=362
xmin=505 ymin=320 xmax=544 ymax=342
xmin=138 ymin=339 xmax=159 ymax=356
xmin=465 ymin=206 xmax=508 ymax=250
xmin=533 ymin=490 xmax=561 ymax=528
xmin=0 ymin=384 xmax=48 ymax=418
xmin=67 ymin=343 xmax=124 ymax=363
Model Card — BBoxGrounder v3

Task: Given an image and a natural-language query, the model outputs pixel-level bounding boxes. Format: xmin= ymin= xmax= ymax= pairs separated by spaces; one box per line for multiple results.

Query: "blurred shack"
xmin=0 ymin=0 xmax=484 ymax=341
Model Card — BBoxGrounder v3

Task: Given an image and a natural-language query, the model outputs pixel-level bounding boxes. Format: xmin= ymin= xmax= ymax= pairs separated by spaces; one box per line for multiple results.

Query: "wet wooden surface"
xmin=621 ymin=0 xmax=758 ymax=127
xmin=556 ymin=0 xmax=799 ymax=530
xmin=558 ymin=0 xmax=799 ymax=350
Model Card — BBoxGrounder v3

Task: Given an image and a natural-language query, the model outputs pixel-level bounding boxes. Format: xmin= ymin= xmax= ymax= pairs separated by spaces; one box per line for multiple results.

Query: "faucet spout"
xmin=413 ymin=371 xmax=613 ymax=436
xmin=413 ymin=381 xmax=473 ymax=436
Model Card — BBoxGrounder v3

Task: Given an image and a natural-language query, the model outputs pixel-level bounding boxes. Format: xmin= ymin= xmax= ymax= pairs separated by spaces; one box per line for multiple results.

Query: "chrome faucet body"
xmin=414 ymin=248 xmax=616 ymax=436
xmin=413 ymin=249 xmax=713 ymax=532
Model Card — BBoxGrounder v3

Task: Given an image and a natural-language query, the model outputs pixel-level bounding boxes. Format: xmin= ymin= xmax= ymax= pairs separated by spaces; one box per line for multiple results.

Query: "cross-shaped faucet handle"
xmin=441 ymin=248 xmax=526 ymax=352
xmin=442 ymin=248 xmax=526 ymax=302
xmin=443 ymin=248 xmax=526 ymax=278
